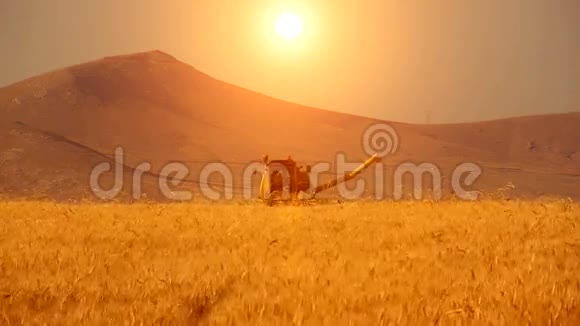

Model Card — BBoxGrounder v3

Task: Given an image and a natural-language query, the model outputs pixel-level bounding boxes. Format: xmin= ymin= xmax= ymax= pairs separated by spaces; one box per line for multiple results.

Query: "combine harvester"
xmin=259 ymin=154 xmax=380 ymax=205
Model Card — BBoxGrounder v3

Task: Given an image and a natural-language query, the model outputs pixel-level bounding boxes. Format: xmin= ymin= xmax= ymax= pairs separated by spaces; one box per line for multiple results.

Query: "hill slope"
xmin=0 ymin=51 xmax=579 ymax=200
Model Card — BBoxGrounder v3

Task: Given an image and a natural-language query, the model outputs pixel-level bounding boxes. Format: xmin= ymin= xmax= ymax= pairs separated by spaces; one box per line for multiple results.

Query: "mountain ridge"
xmin=1 ymin=50 xmax=579 ymax=201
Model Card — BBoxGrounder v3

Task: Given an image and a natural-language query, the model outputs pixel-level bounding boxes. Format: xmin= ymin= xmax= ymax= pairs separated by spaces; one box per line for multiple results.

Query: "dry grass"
xmin=0 ymin=200 xmax=578 ymax=325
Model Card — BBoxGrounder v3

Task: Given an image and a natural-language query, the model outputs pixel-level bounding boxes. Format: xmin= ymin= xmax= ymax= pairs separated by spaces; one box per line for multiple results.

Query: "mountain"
xmin=0 ymin=50 xmax=579 ymax=201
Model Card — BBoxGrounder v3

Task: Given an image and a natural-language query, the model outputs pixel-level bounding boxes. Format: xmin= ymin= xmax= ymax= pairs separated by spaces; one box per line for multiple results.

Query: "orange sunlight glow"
xmin=275 ymin=12 xmax=303 ymax=39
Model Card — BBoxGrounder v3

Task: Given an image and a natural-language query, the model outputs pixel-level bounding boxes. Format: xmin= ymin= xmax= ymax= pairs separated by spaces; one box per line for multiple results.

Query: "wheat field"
xmin=0 ymin=200 xmax=578 ymax=325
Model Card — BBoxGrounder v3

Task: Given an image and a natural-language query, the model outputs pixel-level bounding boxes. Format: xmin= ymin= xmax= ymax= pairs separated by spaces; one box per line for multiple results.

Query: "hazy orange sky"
xmin=1 ymin=0 xmax=579 ymax=123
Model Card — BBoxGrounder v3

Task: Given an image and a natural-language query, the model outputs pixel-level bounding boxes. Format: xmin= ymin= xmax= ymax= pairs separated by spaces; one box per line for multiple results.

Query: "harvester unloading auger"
xmin=259 ymin=153 xmax=380 ymax=203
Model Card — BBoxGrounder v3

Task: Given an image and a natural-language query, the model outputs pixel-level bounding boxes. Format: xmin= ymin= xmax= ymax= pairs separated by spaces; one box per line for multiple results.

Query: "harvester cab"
xmin=259 ymin=155 xmax=311 ymax=201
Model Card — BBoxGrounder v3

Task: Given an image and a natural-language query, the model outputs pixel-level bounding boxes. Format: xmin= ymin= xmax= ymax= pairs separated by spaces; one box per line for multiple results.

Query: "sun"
xmin=276 ymin=12 xmax=303 ymax=39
